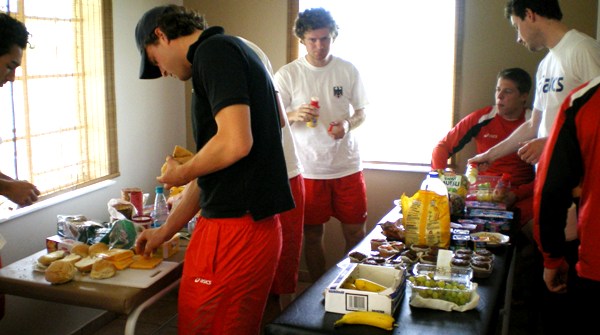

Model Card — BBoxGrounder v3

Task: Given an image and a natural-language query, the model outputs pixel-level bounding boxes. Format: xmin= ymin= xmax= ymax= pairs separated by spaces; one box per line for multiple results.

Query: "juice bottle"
xmin=307 ymin=97 xmax=319 ymax=128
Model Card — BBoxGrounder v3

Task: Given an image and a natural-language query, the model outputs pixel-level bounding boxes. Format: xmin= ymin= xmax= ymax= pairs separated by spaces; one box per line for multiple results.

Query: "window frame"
xmin=0 ymin=0 xmax=119 ymax=213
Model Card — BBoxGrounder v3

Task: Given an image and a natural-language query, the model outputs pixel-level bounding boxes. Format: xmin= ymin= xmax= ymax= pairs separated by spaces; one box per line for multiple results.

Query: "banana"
xmin=334 ymin=311 xmax=395 ymax=330
xmin=354 ymin=278 xmax=387 ymax=292
xmin=340 ymin=281 xmax=357 ymax=290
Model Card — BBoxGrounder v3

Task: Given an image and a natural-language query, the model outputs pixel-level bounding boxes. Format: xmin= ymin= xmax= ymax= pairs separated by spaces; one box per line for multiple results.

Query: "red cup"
xmin=130 ymin=190 xmax=144 ymax=217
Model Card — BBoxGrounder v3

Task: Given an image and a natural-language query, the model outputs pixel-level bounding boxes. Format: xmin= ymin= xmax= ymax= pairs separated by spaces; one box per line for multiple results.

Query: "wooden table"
xmin=0 ymin=239 xmax=187 ymax=335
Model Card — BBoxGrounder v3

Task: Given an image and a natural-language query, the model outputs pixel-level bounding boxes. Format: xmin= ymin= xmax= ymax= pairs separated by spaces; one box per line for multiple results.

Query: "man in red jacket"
xmin=534 ymin=76 xmax=600 ymax=332
xmin=432 ymin=68 xmax=534 ymax=227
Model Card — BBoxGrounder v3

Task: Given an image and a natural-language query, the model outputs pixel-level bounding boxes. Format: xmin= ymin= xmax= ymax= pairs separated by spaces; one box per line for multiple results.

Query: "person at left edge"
xmin=0 ymin=12 xmax=39 ymax=322
xmin=0 ymin=13 xmax=40 ymax=208
xmin=133 ymin=5 xmax=294 ymax=335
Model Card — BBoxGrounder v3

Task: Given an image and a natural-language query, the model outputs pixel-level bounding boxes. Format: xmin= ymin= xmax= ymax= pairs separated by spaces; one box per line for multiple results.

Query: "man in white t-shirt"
xmin=240 ymin=37 xmax=306 ymax=312
xmin=274 ymin=7 xmax=368 ymax=282
xmin=470 ymin=0 xmax=600 ymax=166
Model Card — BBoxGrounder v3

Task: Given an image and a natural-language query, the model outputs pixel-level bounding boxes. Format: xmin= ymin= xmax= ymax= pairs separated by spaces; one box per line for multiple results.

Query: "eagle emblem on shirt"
xmin=333 ymin=86 xmax=343 ymax=98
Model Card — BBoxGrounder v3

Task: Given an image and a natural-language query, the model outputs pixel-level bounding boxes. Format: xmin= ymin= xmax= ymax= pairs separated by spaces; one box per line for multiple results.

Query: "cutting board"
xmin=76 ymin=260 xmax=179 ymax=288
xmin=2 ymin=250 xmax=180 ymax=289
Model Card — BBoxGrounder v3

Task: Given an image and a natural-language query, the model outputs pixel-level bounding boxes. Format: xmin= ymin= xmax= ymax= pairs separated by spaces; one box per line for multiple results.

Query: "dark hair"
xmin=294 ymin=8 xmax=339 ymax=40
xmin=0 ymin=13 xmax=29 ymax=56
xmin=143 ymin=5 xmax=208 ymax=46
xmin=505 ymin=0 xmax=562 ymax=20
xmin=498 ymin=67 xmax=532 ymax=94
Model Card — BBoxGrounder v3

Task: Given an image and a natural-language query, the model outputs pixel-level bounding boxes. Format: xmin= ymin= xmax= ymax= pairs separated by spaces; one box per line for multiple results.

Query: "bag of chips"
xmin=401 ymin=189 xmax=451 ymax=248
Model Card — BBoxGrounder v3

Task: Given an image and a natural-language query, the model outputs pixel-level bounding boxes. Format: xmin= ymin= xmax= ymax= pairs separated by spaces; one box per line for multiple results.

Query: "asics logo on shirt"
xmin=542 ymin=77 xmax=564 ymax=93
xmin=483 ymin=133 xmax=498 ymax=139
xmin=194 ymin=278 xmax=212 ymax=285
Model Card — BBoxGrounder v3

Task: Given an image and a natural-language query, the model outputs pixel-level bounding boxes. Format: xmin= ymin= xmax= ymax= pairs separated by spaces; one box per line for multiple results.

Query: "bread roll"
xmin=74 ymin=257 xmax=97 ymax=273
xmin=90 ymin=259 xmax=116 ymax=279
xmin=38 ymin=250 xmax=66 ymax=266
xmin=71 ymin=243 xmax=89 ymax=258
xmin=161 ymin=145 xmax=194 ymax=175
xmin=62 ymin=253 xmax=82 ymax=264
xmin=45 ymin=260 xmax=76 ymax=284
xmin=88 ymin=242 xmax=109 ymax=257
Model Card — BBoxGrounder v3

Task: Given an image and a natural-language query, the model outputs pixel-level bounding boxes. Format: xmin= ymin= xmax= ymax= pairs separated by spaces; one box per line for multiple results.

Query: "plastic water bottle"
xmin=420 ymin=171 xmax=448 ymax=196
xmin=151 ymin=186 xmax=169 ymax=228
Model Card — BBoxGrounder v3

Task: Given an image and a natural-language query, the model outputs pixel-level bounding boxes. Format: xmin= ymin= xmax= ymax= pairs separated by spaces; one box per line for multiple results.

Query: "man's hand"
xmin=157 ymin=156 xmax=186 ymax=190
xmin=468 ymin=152 xmax=492 ymax=172
xmin=327 ymin=120 xmax=348 ymax=140
xmin=135 ymin=226 xmax=169 ymax=258
xmin=286 ymin=102 xmax=319 ymax=123
xmin=2 ymin=179 xmax=40 ymax=207
xmin=517 ymin=137 xmax=547 ymax=165
xmin=543 ymin=260 xmax=569 ymax=294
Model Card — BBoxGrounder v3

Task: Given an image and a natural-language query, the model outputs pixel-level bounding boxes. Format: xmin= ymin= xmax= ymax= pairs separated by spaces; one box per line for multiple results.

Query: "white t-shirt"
xmin=275 ymin=56 xmax=368 ymax=179
xmin=534 ymin=29 xmax=600 ymax=138
xmin=239 ymin=37 xmax=302 ymax=179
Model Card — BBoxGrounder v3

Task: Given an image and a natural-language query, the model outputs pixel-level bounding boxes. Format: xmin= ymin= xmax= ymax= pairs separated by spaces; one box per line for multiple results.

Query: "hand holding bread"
xmin=160 ymin=145 xmax=194 ymax=176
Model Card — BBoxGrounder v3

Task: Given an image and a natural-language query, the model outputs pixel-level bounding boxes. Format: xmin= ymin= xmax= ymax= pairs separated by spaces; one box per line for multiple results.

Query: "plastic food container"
xmin=408 ymin=264 xmax=474 ymax=305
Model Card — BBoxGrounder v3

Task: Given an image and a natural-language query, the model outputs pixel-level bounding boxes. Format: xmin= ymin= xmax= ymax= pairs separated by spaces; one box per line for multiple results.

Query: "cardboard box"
xmin=324 ymin=263 xmax=405 ymax=315
xmin=46 ymin=235 xmax=79 ymax=253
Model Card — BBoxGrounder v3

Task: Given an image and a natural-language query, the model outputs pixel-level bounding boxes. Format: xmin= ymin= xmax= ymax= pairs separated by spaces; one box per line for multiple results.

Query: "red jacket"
xmin=534 ymin=77 xmax=600 ymax=281
xmin=432 ymin=106 xmax=535 ymax=200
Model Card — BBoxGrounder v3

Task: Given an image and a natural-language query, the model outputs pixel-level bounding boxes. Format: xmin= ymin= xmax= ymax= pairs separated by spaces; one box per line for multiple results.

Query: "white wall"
xmin=0 ymin=1 xmax=185 ymax=334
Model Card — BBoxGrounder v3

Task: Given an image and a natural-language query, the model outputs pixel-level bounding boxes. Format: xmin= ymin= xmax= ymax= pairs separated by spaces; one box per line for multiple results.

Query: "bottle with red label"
xmin=307 ymin=97 xmax=319 ymax=128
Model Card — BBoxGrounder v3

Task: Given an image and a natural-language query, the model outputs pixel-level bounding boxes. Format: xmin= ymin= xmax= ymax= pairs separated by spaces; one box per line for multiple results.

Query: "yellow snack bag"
xmin=401 ymin=190 xmax=451 ymax=248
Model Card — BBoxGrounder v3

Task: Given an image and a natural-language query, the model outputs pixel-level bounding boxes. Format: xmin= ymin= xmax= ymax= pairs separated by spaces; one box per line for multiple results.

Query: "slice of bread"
xmin=62 ymin=253 xmax=82 ymax=264
xmin=70 ymin=243 xmax=89 ymax=258
xmin=88 ymin=242 xmax=109 ymax=257
xmin=74 ymin=257 xmax=97 ymax=273
xmin=38 ymin=250 xmax=66 ymax=266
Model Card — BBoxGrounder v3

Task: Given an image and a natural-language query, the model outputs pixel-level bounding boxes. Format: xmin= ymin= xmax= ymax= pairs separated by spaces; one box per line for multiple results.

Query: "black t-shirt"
xmin=187 ymin=26 xmax=294 ymax=220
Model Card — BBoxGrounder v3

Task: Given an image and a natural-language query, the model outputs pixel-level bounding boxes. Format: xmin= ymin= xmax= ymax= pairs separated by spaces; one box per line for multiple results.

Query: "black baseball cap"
xmin=135 ymin=6 xmax=170 ymax=79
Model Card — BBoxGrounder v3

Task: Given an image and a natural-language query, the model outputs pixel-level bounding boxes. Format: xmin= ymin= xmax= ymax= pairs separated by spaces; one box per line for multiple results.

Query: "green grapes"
xmin=410 ymin=275 xmax=472 ymax=305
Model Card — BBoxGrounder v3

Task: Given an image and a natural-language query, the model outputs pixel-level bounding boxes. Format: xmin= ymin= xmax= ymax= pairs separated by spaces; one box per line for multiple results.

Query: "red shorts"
xmin=304 ymin=171 xmax=367 ymax=225
xmin=271 ymin=175 xmax=305 ymax=295
xmin=178 ymin=214 xmax=282 ymax=335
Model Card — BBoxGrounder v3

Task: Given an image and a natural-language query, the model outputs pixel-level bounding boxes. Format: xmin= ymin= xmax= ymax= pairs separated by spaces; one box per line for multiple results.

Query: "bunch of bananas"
xmin=334 ymin=311 xmax=395 ymax=330
xmin=342 ymin=278 xmax=387 ymax=292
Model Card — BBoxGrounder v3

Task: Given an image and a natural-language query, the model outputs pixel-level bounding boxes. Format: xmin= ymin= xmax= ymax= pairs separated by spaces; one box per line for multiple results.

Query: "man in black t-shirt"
xmin=134 ymin=5 xmax=294 ymax=334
